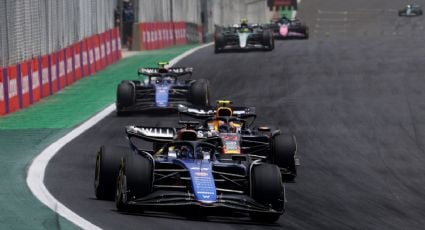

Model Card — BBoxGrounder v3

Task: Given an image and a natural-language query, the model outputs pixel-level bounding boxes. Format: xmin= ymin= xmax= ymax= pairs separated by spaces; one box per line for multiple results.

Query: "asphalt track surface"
xmin=46 ymin=0 xmax=425 ymax=229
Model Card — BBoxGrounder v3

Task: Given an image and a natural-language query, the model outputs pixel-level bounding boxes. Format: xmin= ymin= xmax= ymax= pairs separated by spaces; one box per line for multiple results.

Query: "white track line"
xmin=26 ymin=42 xmax=213 ymax=230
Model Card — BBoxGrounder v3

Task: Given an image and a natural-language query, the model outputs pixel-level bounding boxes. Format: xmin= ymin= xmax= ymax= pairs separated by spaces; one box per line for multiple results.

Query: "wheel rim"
xmin=94 ymin=154 xmax=101 ymax=190
xmin=116 ymin=168 xmax=127 ymax=205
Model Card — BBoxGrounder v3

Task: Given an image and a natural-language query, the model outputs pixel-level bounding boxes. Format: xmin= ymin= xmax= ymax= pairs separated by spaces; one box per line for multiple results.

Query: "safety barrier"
xmin=0 ymin=28 xmax=121 ymax=116
xmin=7 ymin=65 xmax=19 ymax=113
xmin=136 ymin=21 xmax=202 ymax=51
xmin=0 ymin=68 xmax=5 ymax=115
xmin=30 ymin=59 xmax=41 ymax=104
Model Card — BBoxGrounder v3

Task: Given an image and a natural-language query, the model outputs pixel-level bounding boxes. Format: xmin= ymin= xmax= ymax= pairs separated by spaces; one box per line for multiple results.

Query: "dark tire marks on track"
xmin=46 ymin=0 xmax=425 ymax=229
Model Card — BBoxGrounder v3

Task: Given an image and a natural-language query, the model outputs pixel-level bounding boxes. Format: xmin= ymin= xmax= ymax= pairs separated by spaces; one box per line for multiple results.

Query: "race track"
xmin=45 ymin=0 xmax=425 ymax=229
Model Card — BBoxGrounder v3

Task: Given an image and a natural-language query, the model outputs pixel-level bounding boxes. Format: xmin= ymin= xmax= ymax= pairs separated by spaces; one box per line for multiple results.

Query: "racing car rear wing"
xmin=126 ymin=125 xmax=176 ymax=142
xmin=137 ymin=67 xmax=193 ymax=77
xmin=177 ymin=104 xmax=256 ymax=119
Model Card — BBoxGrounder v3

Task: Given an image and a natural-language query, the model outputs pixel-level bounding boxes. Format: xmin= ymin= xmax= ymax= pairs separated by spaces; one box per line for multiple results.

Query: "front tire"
xmin=116 ymin=81 xmax=135 ymax=116
xmin=271 ymin=134 xmax=297 ymax=182
xmin=250 ymin=164 xmax=284 ymax=223
xmin=262 ymin=30 xmax=274 ymax=51
xmin=189 ymin=79 xmax=210 ymax=106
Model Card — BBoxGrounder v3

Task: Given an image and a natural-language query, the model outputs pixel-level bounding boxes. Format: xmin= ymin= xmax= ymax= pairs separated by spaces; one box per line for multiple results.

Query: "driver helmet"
xmin=158 ymin=61 xmax=169 ymax=73
xmin=240 ymin=18 xmax=248 ymax=27
xmin=210 ymin=100 xmax=233 ymax=131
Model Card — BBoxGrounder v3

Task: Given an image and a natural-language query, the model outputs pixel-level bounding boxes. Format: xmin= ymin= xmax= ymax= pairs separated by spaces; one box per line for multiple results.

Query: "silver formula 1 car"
xmin=399 ymin=4 xmax=423 ymax=16
xmin=214 ymin=20 xmax=274 ymax=53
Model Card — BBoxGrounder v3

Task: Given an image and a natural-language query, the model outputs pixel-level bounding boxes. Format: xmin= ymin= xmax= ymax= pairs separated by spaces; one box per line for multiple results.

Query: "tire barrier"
xmin=0 ymin=28 xmax=121 ymax=116
xmin=136 ymin=21 xmax=203 ymax=51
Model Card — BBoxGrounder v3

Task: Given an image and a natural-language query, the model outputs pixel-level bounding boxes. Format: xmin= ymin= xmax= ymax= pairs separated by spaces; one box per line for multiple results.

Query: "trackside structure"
xmin=0 ymin=0 xmax=121 ymax=116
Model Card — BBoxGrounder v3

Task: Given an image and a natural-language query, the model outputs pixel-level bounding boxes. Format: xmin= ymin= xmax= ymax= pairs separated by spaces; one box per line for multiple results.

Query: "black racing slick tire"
xmin=214 ymin=33 xmax=225 ymax=53
xmin=116 ymin=81 xmax=135 ymax=116
xmin=304 ymin=27 xmax=309 ymax=39
xmin=262 ymin=30 xmax=274 ymax=51
xmin=250 ymin=164 xmax=284 ymax=223
xmin=115 ymin=153 xmax=153 ymax=212
xmin=189 ymin=79 xmax=210 ymax=106
xmin=271 ymin=134 xmax=297 ymax=182
xmin=94 ymin=145 xmax=126 ymax=200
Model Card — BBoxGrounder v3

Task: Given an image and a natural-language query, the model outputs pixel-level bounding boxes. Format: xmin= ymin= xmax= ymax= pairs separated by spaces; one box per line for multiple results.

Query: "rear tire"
xmin=250 ymin=164 xmax=284 ymax=223
xmin=214 ymin=43 xmax=221 ymax=54
xmin=116 ymin=153 xmax=153 ymax=212
xmin=271 ymin=134 xmax=297 ymax=182
xmin=304 ymin=27 xmax=309 ymax=39
xmin=214 ymin=33 xmax=225 ymax=53
xmin=189 ymin=79 xmax=210 ymax=106
xmin=94 ymin=146 xmax=126 ymax=200
xmin=116 ymin=81 xmax=135 ymax=116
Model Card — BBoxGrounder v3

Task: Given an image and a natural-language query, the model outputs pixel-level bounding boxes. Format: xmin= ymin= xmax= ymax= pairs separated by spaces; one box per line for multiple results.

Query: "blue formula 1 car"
xmin=116 ymin=62 xmax=210 ymax=115
xmin=94 ymin=125 xmax=285 ymax=223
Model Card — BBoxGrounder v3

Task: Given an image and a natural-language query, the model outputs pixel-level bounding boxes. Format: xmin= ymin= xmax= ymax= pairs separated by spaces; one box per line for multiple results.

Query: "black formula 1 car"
xmin=214 ymin=22 xmax=274 ymax=53
xmin=399 ymin=4 xmax=423 ymax=16
xmin=94 ymin=125 xmax=285 ymax=222
xmin=268 ymin=16 xmax=309 ymax=39
xmin=116 ymin=62 xmax=210 ymax=115
xmin=178 ymin=101 xmax=299 ymax=182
